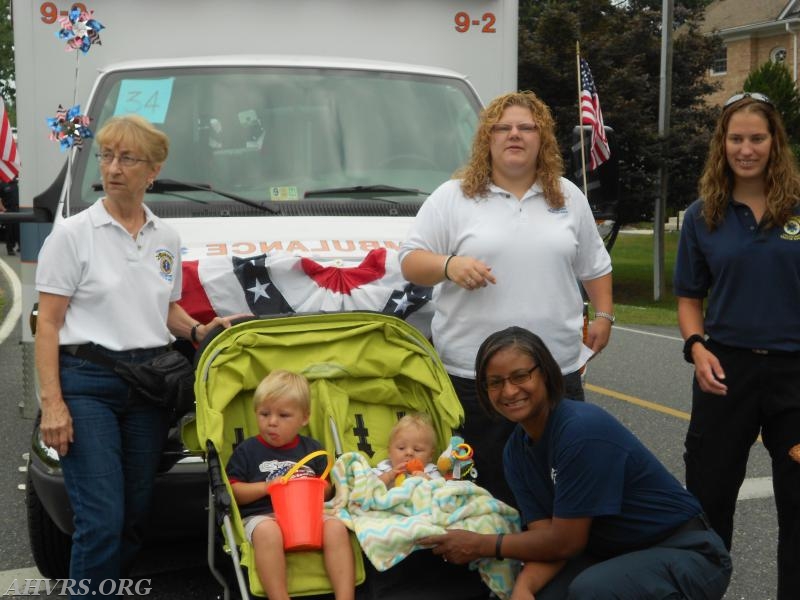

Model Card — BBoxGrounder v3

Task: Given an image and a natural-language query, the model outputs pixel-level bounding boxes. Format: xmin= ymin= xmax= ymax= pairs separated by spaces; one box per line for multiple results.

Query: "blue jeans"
xmin=58 ymin=347 xmax=170 ymax=597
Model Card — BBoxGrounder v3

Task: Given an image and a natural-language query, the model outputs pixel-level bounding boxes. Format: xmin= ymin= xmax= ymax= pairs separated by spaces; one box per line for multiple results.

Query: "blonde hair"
xmin=96 ymin=114 xmax=169 ymax=164
xmin=389 ymin=413 xmax=437 ymax=448
xmin=698 ymin=97 xmax=800 ymax=230
xmin=253 ymin=369 xmax=311 ymax=414
xmin=456 ymin=90 xmax=565 ymax=207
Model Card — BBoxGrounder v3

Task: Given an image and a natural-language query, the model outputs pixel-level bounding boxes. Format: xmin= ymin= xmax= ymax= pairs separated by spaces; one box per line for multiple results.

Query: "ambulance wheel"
xmin=26 ymin=470 xmax=71 ymax=579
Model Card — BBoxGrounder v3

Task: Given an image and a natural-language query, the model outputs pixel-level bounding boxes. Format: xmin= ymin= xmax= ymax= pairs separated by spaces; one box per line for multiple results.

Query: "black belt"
xmin=60 ymin=343 xmax=170 ymax=367
xmin=748 ymin=348 xmax=798 ymax=356
xmin=707 ymin=339 xmax=800 ymax=357
xmin=61 ymin=343 xmax=95 ymax=357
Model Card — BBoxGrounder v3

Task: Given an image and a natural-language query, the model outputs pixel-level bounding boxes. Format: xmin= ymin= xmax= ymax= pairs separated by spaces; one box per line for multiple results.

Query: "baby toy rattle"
xmin=395 ymin=458 xmax=425 ymax=486
xmin=437 ymin=435 xmax=477 ymax=481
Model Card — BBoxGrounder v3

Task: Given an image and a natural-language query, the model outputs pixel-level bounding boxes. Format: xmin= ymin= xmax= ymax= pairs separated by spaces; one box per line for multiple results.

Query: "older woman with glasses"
xmin=420 ymin=327 xmax=732 ymax=600
xmin=399 ymin=91 xmax=613 ymax=507
xmin=35 ymin=114 xmax=234 ymax=596
xmin=674 ymin=92 xmax=800 ymax=599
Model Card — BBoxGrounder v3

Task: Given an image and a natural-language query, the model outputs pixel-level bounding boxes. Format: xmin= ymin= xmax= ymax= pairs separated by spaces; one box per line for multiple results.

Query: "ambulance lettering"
xmin=197 ymin=240 xmax=402 ymax=258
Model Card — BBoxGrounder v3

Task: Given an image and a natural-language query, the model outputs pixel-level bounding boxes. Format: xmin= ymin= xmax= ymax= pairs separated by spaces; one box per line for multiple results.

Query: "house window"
xmin=711 ymin=47 xmax=727 ymax=74
xmin=771 ymin=47 xmax=787 ymax=63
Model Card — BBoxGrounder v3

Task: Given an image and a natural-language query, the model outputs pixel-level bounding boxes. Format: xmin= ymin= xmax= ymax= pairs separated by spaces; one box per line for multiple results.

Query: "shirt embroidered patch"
xmin=155 ymin=248 xmax=176 ymax=282
xmin=780 ymin=217 xmax=800 ymax=240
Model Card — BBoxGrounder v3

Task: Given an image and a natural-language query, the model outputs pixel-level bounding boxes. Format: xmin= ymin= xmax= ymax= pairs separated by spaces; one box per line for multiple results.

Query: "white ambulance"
xmin=10 ymin=0 xmax=519 ymax=586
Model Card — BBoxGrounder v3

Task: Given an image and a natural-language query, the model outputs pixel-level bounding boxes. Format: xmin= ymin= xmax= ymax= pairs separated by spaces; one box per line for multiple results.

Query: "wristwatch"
xmin=594 ymin=311 xmax=615 ymax=325
xmin=683 ymin=334 xmax=706 ymax=364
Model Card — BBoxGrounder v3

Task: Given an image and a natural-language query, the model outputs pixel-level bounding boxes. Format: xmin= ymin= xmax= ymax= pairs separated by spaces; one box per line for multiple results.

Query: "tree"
xmin=518 ymin=0 xmax=720 ymax=223
xmin=742 ymin=60 xmax=800 ymax=146
xmin=0 ymin=0 xmax=14 ymax=123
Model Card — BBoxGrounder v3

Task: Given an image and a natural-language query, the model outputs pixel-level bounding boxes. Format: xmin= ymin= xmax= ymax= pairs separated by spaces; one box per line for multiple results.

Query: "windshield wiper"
xmin=151 ymin=179 xmax=280 ymax=214
xmin=303 ymin=184 xmax=428 ymax=199
xmin=92 ymin=178 xmax=280 ymax=214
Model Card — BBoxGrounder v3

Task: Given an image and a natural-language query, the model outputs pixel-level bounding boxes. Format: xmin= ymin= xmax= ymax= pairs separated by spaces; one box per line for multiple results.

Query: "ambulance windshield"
xmin=71 ymin=65 xmax=480 ymax=215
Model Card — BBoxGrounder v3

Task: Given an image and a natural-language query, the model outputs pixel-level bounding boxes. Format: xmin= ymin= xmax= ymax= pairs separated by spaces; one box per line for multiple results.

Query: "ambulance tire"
xmin=26 ymin=470 xmax=71 ymax=579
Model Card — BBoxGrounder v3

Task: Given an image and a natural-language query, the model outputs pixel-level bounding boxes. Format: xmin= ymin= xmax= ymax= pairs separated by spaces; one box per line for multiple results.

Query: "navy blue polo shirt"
xmin=674 ymin=198 xmax=800 ymax=351
xmin=503 ymin=400 xmax=701 ymax=559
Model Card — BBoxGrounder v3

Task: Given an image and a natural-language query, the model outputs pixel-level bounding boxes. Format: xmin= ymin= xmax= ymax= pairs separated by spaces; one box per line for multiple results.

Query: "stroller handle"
xmin=279 ymin=449 xmax=332 ymax=485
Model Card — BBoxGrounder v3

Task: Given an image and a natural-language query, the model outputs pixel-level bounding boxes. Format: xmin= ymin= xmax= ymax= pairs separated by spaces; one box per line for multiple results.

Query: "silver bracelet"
xmin=594 ymin=311 xmax=615 ymax=324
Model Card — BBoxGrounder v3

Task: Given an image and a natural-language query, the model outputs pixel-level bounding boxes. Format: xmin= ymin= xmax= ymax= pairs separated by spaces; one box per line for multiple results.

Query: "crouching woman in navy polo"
xmin=420 ymin=326 xmax=731 ymax=600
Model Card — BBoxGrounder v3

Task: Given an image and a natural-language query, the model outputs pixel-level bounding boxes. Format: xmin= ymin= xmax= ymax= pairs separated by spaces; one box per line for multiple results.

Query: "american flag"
xmin=0 ymin=100 xmax=19 ymax=183
xmin=579 ymin=58 xmax=610 ymax=171
xmin=178 ymin=247 xmax=434 ymax=336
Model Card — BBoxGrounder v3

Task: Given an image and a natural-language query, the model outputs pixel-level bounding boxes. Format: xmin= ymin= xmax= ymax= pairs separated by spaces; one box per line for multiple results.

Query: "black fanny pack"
xmin=62 ymin=343 xmax=196 ymax=420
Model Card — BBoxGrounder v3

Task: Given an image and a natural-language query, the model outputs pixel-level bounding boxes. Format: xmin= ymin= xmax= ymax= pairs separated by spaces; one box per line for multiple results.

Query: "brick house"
xmin=702 ymin=0 xmax=800 ymax=105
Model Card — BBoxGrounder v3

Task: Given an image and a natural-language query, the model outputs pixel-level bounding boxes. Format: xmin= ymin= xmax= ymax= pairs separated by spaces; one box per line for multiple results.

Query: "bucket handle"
xmin=278 ymin=449 xmax=332 ymax=485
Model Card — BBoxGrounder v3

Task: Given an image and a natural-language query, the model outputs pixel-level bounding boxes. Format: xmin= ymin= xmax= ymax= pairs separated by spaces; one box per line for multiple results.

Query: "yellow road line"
xmin=585 ymin=383 xmax=691 ymax=420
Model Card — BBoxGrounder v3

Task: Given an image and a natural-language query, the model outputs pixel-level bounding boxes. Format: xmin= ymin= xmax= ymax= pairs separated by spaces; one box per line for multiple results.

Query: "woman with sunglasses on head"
xmin=420 ymin=327 xmax=731 ymax=600
xmin=34 ymin=114 xmax=235 ymax=597
xmin=399 ymin=91 xmax=613 ymax=508
xmin=674 ymin=92 xmax=800 ymax=599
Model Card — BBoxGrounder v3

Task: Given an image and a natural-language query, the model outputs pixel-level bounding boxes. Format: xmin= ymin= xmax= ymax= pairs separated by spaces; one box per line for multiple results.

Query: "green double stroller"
xmin=187 ymin=312 xmax=509 ymax=599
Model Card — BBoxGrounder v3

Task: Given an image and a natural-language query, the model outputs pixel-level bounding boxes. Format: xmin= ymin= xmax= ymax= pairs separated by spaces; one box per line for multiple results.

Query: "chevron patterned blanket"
xmin=327 ymin=451 xmax=521 ymax=599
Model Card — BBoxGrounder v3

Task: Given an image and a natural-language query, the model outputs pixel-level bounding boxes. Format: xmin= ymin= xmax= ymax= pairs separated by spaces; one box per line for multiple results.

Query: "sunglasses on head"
xmin=723 ymin=92 xmax=773 ymax=108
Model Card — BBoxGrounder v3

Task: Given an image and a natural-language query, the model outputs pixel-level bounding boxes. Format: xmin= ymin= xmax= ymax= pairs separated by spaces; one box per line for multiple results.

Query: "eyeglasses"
xmin=490 ymin=123 xmax=538 ymax=135
xmin=723 ymin=92 xmax=773 ymax=108
xmin=95 ymin=151 xmax=150 ymax=168
xmin=486 ymin=365 xmax=540 ymax=391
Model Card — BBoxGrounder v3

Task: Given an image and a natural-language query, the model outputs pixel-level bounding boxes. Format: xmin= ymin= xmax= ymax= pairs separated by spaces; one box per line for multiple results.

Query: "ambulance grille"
xmin=150 ymin=199 xmax=422 ymax=219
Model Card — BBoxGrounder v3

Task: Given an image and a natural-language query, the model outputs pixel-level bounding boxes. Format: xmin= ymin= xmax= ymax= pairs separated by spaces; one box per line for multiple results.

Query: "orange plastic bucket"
xmin=267 ymin=450 xmax=332 ymax=551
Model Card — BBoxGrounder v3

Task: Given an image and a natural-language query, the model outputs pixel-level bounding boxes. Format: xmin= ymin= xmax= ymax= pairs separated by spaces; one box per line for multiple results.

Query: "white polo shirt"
xmin=36 ymin=198 xmax=182 ymax=351
xmin=399 ymin=178 xmax=611 ymax=377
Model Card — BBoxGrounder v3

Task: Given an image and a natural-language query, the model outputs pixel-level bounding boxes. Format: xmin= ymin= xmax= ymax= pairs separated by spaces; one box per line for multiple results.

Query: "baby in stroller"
xmin=371 ymin=413 xmax=443 ymax=489
xmin=226 ymin=370 xmax=355 ymax=600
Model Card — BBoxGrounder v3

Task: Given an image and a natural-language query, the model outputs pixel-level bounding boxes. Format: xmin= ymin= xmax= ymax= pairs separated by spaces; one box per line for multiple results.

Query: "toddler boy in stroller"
xmin=226 ymin=370 xmax=355 ymax=600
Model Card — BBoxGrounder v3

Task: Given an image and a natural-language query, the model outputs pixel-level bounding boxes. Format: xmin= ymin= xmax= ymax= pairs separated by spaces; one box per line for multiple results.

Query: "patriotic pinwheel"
xmin=57 ymin=7 xmax=104 ymax=54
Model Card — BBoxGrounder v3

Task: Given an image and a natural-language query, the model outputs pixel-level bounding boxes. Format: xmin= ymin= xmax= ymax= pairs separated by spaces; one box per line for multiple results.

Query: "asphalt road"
xmin=0 ymin=254 xmax=779 ymax=599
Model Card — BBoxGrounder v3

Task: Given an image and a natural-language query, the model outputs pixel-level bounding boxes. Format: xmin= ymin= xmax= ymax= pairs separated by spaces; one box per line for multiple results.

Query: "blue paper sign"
xmin=113 ymin=78 xmax=174 ymax=124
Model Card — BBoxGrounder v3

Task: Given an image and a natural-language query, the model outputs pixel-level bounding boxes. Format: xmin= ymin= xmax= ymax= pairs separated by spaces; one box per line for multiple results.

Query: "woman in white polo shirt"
xmin=34 ymin=114 xmax=228 ymax=596
xmin=399 ymin=91 xmax=614 ymax=508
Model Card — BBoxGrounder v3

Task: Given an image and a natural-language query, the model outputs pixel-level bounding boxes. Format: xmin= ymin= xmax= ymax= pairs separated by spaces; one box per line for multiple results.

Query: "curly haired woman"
xmin=674 ymin=92 xmax=800 ymax=600
xmin=399 ymin=91 xmax=613 ymax=506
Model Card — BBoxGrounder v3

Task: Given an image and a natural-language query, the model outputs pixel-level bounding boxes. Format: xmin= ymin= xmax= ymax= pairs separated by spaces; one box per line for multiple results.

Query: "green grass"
xmin=610 ymin=231 xmax=680 ymax=327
